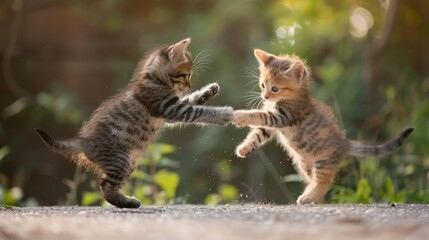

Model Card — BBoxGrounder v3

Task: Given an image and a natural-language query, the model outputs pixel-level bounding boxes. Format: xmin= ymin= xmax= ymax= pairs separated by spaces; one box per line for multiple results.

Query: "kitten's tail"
xmin=35 ymin=128 xmax=82 ymax=155
xmin=348 ymin=127 xmax=414 ymax=157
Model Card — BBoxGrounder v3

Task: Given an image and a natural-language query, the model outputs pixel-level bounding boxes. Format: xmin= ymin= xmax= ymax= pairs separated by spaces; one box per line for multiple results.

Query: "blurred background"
xmin=0 ymin=0 xmax=428 ymax=206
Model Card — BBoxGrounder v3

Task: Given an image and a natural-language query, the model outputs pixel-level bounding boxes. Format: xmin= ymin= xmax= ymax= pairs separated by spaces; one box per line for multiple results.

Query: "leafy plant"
xmin=0 ymin=146 xmax=37 ymax=207
xmin=204 ymin=159 xmax=239 ymax=205
xmin=327 ymin=153 xmax=427 ymax=204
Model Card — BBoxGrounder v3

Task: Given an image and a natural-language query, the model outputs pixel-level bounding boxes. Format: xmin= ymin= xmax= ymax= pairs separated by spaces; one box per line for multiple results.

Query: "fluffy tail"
xmin=349 ymin=127 xmax=414 ymax=157
xmin=35 ymin=128 xmax=82 ymax=155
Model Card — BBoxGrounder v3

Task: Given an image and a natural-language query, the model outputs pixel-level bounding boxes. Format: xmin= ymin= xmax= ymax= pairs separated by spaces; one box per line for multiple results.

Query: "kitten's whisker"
xmin=242 ymin=93 xmax=259 ymax=101
xmin=242 ymin=94 xmax=260 ymax=99
xmin=242 ymin=92 xmax=259 ymax=96
xmin=242 ymin=74 xmax=259 ymax=78
xmin=243 ymin=91 xmax=260 ymax=96
xmin=251 ymin=97 xmax=262 ymax=109
xmin=242 ymin=97 xmax=259 ymax=103
xmin=242 ymin=72 xmax=259 ymax=79
xmin=193 ymin=50 xmax=214 ymax=76
xmin=194 ymin=61 xmax=213 ymax=69
xmin=243 ymin=69 xmax=259 ymax=77
xmin=242 ymin=91 xmax=259 ymax=95
xmin=250 ymin=83 xmax=261 ymax=91
xmin=250 ymin=99 xmax=262 ymax=109
xmin=243 ymin=66 xmax=259 ymax=76
xmin=242 ymin=80 xmax=260 ymax=88
xmin=193 ymin=61 xmax=214 ymax=76
xmin=194 ymin=60 xmax=212 ymax=66
xmin=242 ymin=93 xmax=260 ymax=99
xmin=195 ymin=64 xmax=213 ymax=70
xmin=245 ymin=98 xmax=257 ymax=108
xmin=193 ymin=49 xmax=213 ymax=64
xmin=194 ymin=58 xmax=212 ymax=68
xmin=193 ymin=68 xmax=205 ymax=76
xmin=245 ymin=96 xmax=262 ymax=108
xmin=256 ymin=98 xmax=264 ymax=109
xmin=195 ymin=53 xmax=212 ymax=61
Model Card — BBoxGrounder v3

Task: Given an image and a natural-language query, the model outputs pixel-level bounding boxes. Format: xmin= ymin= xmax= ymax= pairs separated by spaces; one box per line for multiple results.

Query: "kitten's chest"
xmin=276 ymin=127 xmax=305 ymax=164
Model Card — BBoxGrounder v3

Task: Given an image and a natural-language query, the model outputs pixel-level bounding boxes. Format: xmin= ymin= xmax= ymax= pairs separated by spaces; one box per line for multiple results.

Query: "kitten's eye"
xmin=174 ymin=74 xmax=188 ymax=79
xmin=261 ymin=83 xmax=265 ymax=88
xmin=271 ymin=86 xmax=279 ymax=93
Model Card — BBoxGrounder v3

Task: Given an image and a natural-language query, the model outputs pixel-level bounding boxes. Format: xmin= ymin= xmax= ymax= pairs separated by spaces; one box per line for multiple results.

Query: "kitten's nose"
xmin=264 ymin=94 xmax=270 ymax=99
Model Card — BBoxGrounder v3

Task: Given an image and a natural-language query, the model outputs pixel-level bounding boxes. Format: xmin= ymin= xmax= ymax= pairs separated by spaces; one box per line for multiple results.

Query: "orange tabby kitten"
xmin=233 ymin=49 xmax=413 ymax=204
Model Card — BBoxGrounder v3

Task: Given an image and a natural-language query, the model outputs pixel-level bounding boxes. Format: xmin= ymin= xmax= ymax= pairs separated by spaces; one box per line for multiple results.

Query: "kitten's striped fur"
xmin=233 ymin=49 xmax=413 ymax=204
xmin=36 ymin=38 xmax=233 ymax=208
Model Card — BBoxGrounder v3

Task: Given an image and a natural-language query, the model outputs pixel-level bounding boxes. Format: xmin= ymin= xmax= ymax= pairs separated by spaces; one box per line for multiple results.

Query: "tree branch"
xmin=3 ymin=0 xmax=33 ymax=99
xmin=363 ymin=0 xmax=400 ymax=120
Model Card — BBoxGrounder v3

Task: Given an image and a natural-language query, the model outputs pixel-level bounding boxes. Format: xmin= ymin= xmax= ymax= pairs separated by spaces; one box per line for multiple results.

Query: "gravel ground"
xmin=0 ymin=204 xmax=428 ymax=240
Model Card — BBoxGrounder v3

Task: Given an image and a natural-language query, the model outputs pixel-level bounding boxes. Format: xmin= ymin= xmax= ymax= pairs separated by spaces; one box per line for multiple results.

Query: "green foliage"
xmin=0 ymin=186 xmax=23 ymax=206
xmin=0 ymin=146 xmax=10 ymax=162
xmin=36 ymin=91 xmax=85 ymax=125
xmin=0 ymin=146 xmax=15 ymax=206
xmin=204 ymin=184 xmax=239 ymax=205
xmin=154 ymin=170 xmax=180 ymax=199
xmin=0 ymin=146 xmax=37 ymax=207
xmin=327 ymin=155 xmax=428 ymax=204
xmin=82 ymin=191 xmax=101 ymax=206
xmin=204 ymin=160 xmax=240 ymax=205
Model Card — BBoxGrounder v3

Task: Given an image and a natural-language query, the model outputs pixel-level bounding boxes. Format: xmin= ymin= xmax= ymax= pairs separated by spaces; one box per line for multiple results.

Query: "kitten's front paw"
xmin=235 ymin=143 xmax=254 ymax=158
xmin=233 ymin=110 xmax=251 ymax=127
xmin=198 ymin=83 xmax=219 ymax=104
xmin=206 ymin=83 xmax=219 ymax=96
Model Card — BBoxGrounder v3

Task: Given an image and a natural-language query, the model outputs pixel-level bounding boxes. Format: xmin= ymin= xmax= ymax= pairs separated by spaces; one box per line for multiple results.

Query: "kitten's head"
xmin=254 ymin=49 xmax=310 ymax=103
xmin=142 ymin=38 xmax=193 ymax=94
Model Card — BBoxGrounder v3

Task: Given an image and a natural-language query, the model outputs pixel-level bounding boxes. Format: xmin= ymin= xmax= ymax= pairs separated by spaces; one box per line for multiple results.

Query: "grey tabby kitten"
xmin=36 ymin=38 xmax=233 ymax=208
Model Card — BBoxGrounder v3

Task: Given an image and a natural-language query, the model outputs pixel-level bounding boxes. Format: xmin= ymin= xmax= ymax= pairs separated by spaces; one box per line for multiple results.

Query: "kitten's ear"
xmin=285 ymin=61 xmax=307 ymax=82
xmin=254 ymin=49 xmax=275 ymax=65
xmin=168 ymin=38 xmax=191 ymax=62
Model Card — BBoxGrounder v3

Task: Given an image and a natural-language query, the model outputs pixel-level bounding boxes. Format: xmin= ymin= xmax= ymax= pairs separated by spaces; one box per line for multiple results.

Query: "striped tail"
xmin=35 ymin=128 xmax=82 ymax=155
xmin=349 ymin=127 xmax=414 ymax=157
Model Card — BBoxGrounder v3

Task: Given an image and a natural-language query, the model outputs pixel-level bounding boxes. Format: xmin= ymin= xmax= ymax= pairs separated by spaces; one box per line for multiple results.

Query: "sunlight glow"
xmin=349 ymin=6 xmax=374 ymax=38
xmin=276 ymin=22 xmax=301 ymax=45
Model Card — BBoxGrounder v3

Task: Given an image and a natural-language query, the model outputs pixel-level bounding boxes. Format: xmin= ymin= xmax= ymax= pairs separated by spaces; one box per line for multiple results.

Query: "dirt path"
xmin=0 ymin=204 xmax=428 ymax=240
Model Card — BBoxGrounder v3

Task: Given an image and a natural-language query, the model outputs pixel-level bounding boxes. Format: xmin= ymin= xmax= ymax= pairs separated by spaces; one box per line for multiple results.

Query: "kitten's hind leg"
xmin=100 ymin=178 xmax=140 ymax=208
xmin=297 ymin=159 xmax=338 ymax=205
xmin=98 ymin=160 xmax=140 ymax=208
xmin=296 ymin=162 xmax=313 ymax=183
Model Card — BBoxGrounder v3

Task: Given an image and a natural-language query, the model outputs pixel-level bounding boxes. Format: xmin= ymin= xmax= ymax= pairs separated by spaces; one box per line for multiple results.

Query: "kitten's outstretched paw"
xmin=233 ymin=110 xmax=252 ymax=127
xmin=206 ymin=83 xmax=219 ymax=96
xmin=235 ymin=144 xmax=253 ymax=158
xmin=198 ymin=83 xmax=219 ymax=104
